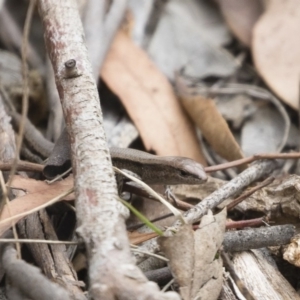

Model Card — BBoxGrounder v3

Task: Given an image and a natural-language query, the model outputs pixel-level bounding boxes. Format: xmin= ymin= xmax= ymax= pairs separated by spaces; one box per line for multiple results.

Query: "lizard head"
xmin=173 ymin=158 xmax=207 ymax=184
xmin=160 ymin=157 xmax=207 ymax=185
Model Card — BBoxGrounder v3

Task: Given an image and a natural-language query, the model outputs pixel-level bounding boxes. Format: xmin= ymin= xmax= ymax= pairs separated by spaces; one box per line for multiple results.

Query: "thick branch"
xmin=2 ymin=244 xmax=70 ymax=300
xmin=37 ymin=0 xmax=178 ymax=298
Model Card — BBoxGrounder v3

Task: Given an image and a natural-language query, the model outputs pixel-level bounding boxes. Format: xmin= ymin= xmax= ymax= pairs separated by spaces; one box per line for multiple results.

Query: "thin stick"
xmin=46 ymin=167 xmax=72 ymax=184
xmin=6 ymin=0 xmax=36 ymax=190
xmin=227 ymin=176 xmax=274 ymax=211
xmin=130 ymin=248 xmax=169 ymax=262
xmin=114 ymin=167 xmax=185 ymax=224
xmin=169 ymin=160 xmax=277 ymax=235
xmin=127 ymin=213 xmax=173 ymax=231
xmin=0 ymin=171 xmax=21 ymax=258
xmin=0 ymin=161 xmax=44 ymax=173
xmin=225 ymin=217 xmax=264 ymax=230
xmin=0 ymin=239 xmax=78 ymax=245
xmin=205 ymin=152 xmax=300 ymax=173
xmin=161 ymin=279 xmax=175 ymax=293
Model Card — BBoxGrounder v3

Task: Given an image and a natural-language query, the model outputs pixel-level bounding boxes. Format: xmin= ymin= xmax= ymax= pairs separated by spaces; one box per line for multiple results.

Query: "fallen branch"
xmin=1 ymin=244 xmax=70 ymax=300
xmin=37 ymin=0 xmax=179 ymax=298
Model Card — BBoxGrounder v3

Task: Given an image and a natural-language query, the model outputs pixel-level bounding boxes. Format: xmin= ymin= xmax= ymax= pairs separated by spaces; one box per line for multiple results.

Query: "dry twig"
xmin=6 ymin=0 xmax=35 ymax=186
xmin=1 ymin=244 xmax=71 ymax=300
xmin=37 ymin=0 xmax=178 ymax=298
xmin=135 ymin=160 xmax=277 ymax=263
xmin=223 ymin=224 xmax=295 ymax=252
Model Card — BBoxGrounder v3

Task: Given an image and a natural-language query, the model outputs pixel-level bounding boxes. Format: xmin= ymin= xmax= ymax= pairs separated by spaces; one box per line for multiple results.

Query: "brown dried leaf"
xmin=218 ymin=0 xmax=263 ymax=46
xmin=128 ymin=231 xmax=158 ymax=245
xmin=253 ymin=0 xmax=300 ymax=109
xmin=0 ymin=175 xmax=74 ymax=235
xmin=192 ymin=210 xmax=226 ymax=299
xmin=159 ymin=210 xmax=226 ymax=300
xmin=176 ymin=78 xmax=244 ymax=163
xmin=169 ymin=177 xmax=227 ymax=204
xmin=101 ymin=31 xmax=206 ymax=163
xmin=1 ymin=175 xmax=162 ymax=245
xmin=159 ymin=225 xmax=195 ymax=300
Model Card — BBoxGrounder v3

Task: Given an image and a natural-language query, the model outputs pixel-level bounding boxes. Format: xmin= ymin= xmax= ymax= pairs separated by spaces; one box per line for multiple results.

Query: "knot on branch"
xmin=64 ymin=59 xmax=82 ymax=78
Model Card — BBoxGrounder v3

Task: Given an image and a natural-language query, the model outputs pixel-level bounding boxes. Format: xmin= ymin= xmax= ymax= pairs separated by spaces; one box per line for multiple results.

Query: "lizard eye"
xmin=180 ymin=170 xmax=189 ymax=177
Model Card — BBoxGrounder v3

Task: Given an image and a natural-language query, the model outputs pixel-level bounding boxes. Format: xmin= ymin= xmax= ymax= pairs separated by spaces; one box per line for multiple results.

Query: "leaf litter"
xmin=0 ymin=0 xmax=300 ymax=299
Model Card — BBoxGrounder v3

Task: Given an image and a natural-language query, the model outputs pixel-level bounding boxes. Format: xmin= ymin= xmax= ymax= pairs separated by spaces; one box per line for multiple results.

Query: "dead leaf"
xmin=169 ymin=176 xmax=227 ymax=204
xmin=283 ymin=234 xmax=300 ymax=267
xmin=101 ymin=31 xmax=206 ymax=164
xmin=176 ymin=77 xmax=244 ymax=164
xmin=159 ymin=209 xmax=226 ymax=300
xmin=160 ymin=225 xmax=195 ymax=300
xmin=218 ymin=0 xmax=263 ymax=46
xmin=128 ymin=231 xmax=158 ymax=245
xmin=0 ymin=175 xmax=74 ymax=235
xmin=253 ymin=0 xmax=300 ymax=109
xmin=1 ymin=175 xmax=161 ymax=245
xmin=192 ymin=210 xmax=226 ymax=299
xmin=241 ymin=104 xmax=285 ymax=155
xmin=215 ymin=94 xmax=257 ymax=129
xmin=147 ymin=0 xmax=236 ymax=80
xmin=235 ymin=174 xmax=300 ymax=224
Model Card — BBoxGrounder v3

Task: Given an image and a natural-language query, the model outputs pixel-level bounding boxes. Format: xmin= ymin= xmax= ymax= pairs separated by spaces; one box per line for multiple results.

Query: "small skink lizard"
xmin=19 ymin=124 xmax=207 ymax=184
xmin=110 ymin=147 xmax=207 ymax=185
xmin=44 ymin=145 xmax=207 ymax=185
xmin=42 ymin=128 xmax=207 ymax=184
